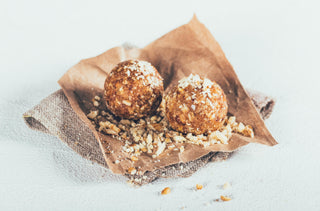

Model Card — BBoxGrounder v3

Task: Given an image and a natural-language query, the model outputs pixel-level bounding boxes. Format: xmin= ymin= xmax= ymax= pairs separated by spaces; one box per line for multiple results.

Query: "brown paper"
xmin=58 ymin=15 xmax=277 ymax=175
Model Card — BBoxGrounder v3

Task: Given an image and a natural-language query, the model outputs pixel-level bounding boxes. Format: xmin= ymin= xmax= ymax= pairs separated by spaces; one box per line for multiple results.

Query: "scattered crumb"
xmin=161 ymin=187 xmax=171 ymax=195
xmin=196 ymin=184 xmax=203 ymax=190
xmin=223 ymin=182 xmax=231 ymax=190
xmin=220 ymin=195 xmax=231 ymax=201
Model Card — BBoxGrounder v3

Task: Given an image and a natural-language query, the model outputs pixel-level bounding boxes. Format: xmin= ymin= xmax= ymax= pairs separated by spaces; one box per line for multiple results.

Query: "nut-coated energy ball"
xmin=104 ymin=60 xmax=164 ymax=120
xmin=165 ymin=74 xmax=228 ymax=135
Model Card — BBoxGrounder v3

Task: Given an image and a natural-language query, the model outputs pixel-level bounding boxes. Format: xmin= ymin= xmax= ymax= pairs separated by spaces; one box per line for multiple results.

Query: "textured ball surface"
xmin=165 ymin=74 xmax=228 ymax=135
xmin=104 ymin=60 xmax=164 ymax=120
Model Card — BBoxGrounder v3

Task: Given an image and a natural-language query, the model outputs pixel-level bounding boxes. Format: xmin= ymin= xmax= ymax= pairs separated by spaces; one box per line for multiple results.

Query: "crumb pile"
xmin=86 ymin=95 xmax=254 ymax=160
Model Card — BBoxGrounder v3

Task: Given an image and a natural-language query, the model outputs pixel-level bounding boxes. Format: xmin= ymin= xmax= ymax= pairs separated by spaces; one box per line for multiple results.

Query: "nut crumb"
xmin=237 ymin=122 xmax=245 ymax=133
xmin=131 ymin=156 xmax=138 ymax=162
xmin=87 ymin=94 xmax=254 ymax=165
xmin=220 ymin=195 xmax=231 ymax=201
xmin=87 ymin=110 xmax=98 ymax=119
xmin=93 ymin=100 xmax=100 ymax=107
xmin=243 ymin=125 xmax=254 ymax=138
xmin=196 ymin=184 xmax=203 ymax=190
xmin=127 ymin=167 xmax=137 ymax=175
xmin=161 ymin=187 xmax=171 ymax=195
xmin=94 ymin=95 xmax=101 ymax=101
xmin=223 ymin=182 xmax=231 ymax=189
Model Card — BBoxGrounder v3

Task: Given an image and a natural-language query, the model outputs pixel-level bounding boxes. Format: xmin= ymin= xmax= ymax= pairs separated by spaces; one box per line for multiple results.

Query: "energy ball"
xmin=104 ymin=60 xmax=164 ymax=120
xmin=165 ymin=74 xmax=228 ymax=135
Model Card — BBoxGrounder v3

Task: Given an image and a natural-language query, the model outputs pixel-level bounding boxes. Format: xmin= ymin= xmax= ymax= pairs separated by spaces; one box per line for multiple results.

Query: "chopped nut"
xmin=209 ymin=131 xmax=228 ymax=144
xmin=237 ymin=122 xmax=245 ymax=133
xmin=120 ymin=119 xmax=131 ymax=125
xmin=134 ymin=178 xmax=142 ymax=183
xmin=164 ymin=137 xmax=172 ymax=143
xmin=93 ymin=100 xmax=100 ymax=107
xmin=155 ymin=141 xmax=166 ymax=157
xmin=99 ymin=121 xmax=121 ymax=134
xmin=88 ymin=95 xmax=254 ymax=164
xmin=118 ymin=124 xmax=126 ymax=131
xmin=228 ymin=116 xmax=236 ymax=125
xmin=104 ymin=129 xmax=118 ymax=135
xmin=131 ymin=156 xmax=138 ymax=162
xmin=87 ymin=110 xmax=98 ymax=119
xmin=149 ymin=123 xmax=163 ymax=131
xmin=223 ymin=182 xmax=231 ymax=189
xmin=173 ymin=135 xmax=186 ymax=143
xmin=216 ymin=131 xmax=228 ymax=144
xmin=161 ymin=187 xmax=171 ymax=195
xmin=139 ymin=119 xmax=146 ymax=125
xmin=127 ymin=167 xmax=137 ymax=175
xmin=101 ymin=110 xmax=108 ymax=116
xmin=220 ymin=195 xmax=231 ymax=201
xmin=146 ymin=133 xmax=153 ymax=144
xmin=167 ymin=144 xmax=175 ymax=150
xmin=150 ymin=115 xmax=158 ymax=123
xmin=196 ymin=184 xmax=203 ymax=190
xmin=243 ymin=125 xmax=254 ymax=138
xmin=186 ymin=133 xmax=198 ymax=142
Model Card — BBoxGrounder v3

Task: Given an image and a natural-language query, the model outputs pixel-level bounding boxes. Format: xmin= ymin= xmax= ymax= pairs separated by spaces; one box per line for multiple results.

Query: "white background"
xmin=1 ymin=0 xmax=320 ymax=210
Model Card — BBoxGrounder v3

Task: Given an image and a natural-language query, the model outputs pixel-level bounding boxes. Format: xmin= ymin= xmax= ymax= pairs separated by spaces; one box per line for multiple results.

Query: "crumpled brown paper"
xmin=58 ymin=15 xmax=277 ymax=175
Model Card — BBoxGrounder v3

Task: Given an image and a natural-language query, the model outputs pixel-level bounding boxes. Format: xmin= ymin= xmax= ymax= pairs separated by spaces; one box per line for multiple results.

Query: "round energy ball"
xmin=165 ymin=74 xmax=228 ymax=135
xmin=104 ymin=60 xmax=164 ymax=120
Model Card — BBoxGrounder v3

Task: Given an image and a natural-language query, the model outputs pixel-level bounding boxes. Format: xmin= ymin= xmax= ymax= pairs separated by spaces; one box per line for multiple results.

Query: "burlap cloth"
xmin=23 ymin=88 xmax=274 ymax=184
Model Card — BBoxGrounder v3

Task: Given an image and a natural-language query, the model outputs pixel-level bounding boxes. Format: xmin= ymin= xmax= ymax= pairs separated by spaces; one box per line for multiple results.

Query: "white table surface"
xmin=1 ymin=0 xmax=320 ymax=210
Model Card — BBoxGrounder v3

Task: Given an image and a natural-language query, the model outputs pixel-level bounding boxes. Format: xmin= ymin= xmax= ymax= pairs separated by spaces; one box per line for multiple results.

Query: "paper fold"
xmin=59 ymin=15 xmax=277 ymax=175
